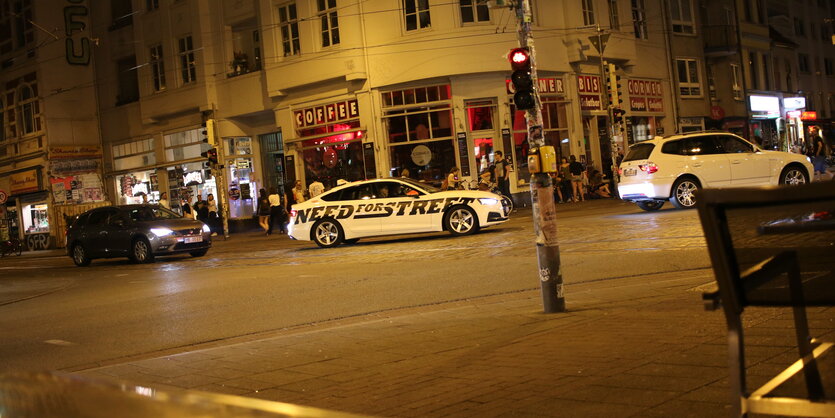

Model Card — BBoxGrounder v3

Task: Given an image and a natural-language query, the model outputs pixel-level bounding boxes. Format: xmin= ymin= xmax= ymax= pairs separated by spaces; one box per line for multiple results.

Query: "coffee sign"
xmin=294 ymin=99 xmax=359 ymax=129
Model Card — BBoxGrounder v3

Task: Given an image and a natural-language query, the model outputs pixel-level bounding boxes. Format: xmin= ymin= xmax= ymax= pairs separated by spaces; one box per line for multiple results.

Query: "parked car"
xmin=287 ymin=178 xmax=511 ymax=247
xmin=66 ymin=205 xmax=211 ymax=266
xmin=618 ymin=131 xmax=814 ymax=211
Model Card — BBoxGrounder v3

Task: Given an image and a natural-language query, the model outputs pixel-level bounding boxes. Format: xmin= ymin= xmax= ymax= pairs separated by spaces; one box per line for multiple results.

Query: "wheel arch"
xmin=308 ymin=216 xmax=341 ymax=242
xmin=781 ymin=162 xmax=810 ymax=180
xmin=668 ymin=174 xmax=702 ymax=197
xmin=441 ymin=203 xmax=478 ymax=231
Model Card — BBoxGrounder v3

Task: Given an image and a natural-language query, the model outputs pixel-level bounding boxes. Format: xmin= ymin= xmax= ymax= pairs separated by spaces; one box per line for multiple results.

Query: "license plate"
xmin=184 ymin=236 xmax=203 ymax=243
xmin=623 ymin=168 xmax=637 ymax=176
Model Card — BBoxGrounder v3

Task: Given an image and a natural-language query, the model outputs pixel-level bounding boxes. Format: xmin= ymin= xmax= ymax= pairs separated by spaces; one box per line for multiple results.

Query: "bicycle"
xmin=0 ymin=237 xmax=23 ymax=257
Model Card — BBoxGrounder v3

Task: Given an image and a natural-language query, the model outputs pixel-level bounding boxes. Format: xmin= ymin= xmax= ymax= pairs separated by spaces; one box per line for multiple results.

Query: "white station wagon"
xmin=288 ymin=178 xmax=511 ymax=247
xmin=618 ymin=132 xmax=814 ymax=211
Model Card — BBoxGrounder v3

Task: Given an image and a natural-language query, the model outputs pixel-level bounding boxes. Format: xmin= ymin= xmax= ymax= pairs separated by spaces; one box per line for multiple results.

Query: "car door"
xmin=84 ymin=208 xmax=117 ymax=257
xmin=335 ymin=184 xmax=383 ymax=236
xmin=715 ymin=135 xmax=771 ymax=186
xmin=374 ymin=181 xmax=432 ymax=234
xmin=103 ymin=208 xmax=134 ymax=255
xmin=682 ymin=136 xmax=731 ymax=188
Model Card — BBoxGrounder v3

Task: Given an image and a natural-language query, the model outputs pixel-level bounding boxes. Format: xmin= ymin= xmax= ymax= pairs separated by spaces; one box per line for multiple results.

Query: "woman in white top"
xmin=207 ymin=193 xmax=218 ymax=217
xmin=158 ymin=192 xmax=170 ymax=209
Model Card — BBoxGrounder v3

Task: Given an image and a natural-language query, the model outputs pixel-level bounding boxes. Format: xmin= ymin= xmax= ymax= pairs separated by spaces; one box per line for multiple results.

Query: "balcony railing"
xmin=703 ymin=25 xmax=738 ymax=55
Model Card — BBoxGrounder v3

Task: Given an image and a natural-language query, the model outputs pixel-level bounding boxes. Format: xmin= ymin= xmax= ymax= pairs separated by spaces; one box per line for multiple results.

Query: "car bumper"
xmin=150 ymin=234 xmax=212 ymax=254
xmin=618 ymin=180 xmax=673 ymax=201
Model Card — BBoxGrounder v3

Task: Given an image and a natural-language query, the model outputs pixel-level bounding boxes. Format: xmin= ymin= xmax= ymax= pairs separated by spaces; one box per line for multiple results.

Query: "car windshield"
xmin=623 ymin=143 xmax=655 ymax=162
xmin=398 ymin=178 xmax=439 ymax=194
xmin=127 ymin=206 xmax=182 ymax=222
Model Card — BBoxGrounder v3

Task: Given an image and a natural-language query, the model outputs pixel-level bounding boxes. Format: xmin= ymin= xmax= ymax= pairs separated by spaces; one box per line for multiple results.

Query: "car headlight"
xmin=202 ymin=224 xmax=211 ymax=233
xmin=150 ymin=227 xmax=174 ymax=237
xmin=478 ymin=198 xmax=499 ymax=206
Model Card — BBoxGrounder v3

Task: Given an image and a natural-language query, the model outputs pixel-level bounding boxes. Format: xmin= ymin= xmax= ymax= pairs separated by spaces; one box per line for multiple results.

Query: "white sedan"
xmin=287 ymin=178 xmax=511 ymax=247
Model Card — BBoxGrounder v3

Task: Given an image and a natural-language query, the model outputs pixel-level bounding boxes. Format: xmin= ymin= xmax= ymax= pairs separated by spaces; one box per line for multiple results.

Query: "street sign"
xmin=0 ymin=189 xmax=7 ymax=204
xmin=589 ymin=34 xmax=610 ymax=54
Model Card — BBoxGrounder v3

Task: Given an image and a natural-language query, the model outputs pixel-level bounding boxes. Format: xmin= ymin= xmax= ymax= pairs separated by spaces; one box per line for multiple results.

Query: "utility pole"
xmin=595 ymin=24 xmax=621 ymax=186
xmin=512 ymin=0 xmax=564 ymax=313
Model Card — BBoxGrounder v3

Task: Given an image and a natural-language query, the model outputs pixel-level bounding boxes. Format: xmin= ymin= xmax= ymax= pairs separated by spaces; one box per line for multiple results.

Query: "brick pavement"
xmin=77 ymin=268 xmax=835 ymax=417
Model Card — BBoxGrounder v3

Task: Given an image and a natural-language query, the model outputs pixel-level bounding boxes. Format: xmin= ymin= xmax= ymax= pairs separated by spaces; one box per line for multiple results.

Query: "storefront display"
xmin=115 ymin=170 xmax=158 ymax=204
xmin=23 ymin=203 xmax=49 ymax=234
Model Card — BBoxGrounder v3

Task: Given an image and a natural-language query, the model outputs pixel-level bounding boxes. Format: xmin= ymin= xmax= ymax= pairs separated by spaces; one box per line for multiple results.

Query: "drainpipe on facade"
xmin=733 ymin=0 xmax=750 ymax=138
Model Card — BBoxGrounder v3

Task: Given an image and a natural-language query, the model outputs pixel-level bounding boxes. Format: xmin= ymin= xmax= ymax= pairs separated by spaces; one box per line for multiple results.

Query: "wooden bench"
xmin=697 ymin=181 xmax=835 ymax=417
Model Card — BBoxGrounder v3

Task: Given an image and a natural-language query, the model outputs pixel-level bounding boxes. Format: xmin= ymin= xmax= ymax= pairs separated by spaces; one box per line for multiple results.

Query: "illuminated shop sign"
xmin=505 ymin=77 xmax=564 ymax=94
xmin=749 ymin=95 xmax=780 ymax=118
xmin=577 ymin=75 xmax=602 ymax=110
xmin=783 ymin=97 xmax=806 ymax=110
xmin=787 ymin=110 xmax=802 ymax=118
xmin=294 ymin=100 xmax=359 ymax=128
xmin=801 ymin=111 xmax=817 ymax=121
xmin=628 ymin=79 xmax=663 ymax=113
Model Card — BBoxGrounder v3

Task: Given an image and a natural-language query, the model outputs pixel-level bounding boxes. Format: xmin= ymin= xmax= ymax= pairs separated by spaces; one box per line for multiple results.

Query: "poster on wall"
xmin=50 ymin=174 xmax=105 ymax=205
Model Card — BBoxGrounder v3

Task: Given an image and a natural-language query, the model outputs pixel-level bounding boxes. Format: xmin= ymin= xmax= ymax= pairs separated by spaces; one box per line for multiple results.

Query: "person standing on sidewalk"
xmin=267 ymin=187 xmax=287 ymax=235
xmin=291 ymin=180 xmax=306 ymax=205
xmin=308 ymin=178 xmax=325 ymax=199
xmin=568 ymin=155 xmax=585 ymax=202
xmin=257 ymin=188 xmax=271 ymax=235
xmin=492 ymin=151 xmax=515 ymax=207
xmin=811 ymin=135 xmax=831 ymax=181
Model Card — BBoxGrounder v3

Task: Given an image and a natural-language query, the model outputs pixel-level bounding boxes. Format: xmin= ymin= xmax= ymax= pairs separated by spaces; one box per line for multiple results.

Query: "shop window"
xmin=318 ymin=0 xmax=340 ymax=47
xmin=383 ymin=84 xmax=454 ymax=183
xmin=510 ymin=96 xmax=569 ymax=184
xmin=676 ymin=58 xmax=701 ymax=97
xmin=23 ymin=203 xmax=49 ymax=234
xmin=278 ymin=3 xmax=300 ymax=56
xmin=466 ymin=101 xmax=494 ymax=132
xmin=116 ymin=171 xmax=159 ymax=204
xmin=404 ymin=0 xmax=431 ymax=31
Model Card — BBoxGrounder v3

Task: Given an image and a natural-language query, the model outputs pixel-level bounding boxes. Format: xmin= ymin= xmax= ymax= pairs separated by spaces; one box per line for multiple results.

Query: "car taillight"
xmin=639 ymin=162 xmax=658 ymax=174
xmin=289 ymin=209 xmax=297 ymax=218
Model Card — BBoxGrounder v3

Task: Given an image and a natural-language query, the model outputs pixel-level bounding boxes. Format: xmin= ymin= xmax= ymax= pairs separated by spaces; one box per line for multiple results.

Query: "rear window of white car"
xmin=624 ymin=143 xmax=655 ymax=161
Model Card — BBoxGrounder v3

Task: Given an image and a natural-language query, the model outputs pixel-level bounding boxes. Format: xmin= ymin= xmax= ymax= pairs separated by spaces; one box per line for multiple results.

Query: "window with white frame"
xmin=582 ymin=0 xmax=595 ymax=25
xmin=0 ymin=0 xmax=34 ymax=56
xmin=18 ymin=84 xmax=41 ymax=135
xmin=460 ymin=0 xmax=489 ymax=24
xmin=669 ymin=0 xmax=695 ymax=34
xmin=631 ymin=0 xmax=647 ymax=39
xmin=608 ymin=0 xmax=619 ymax=30
xmin=149 ymin=44 xmax=166 ymax=92
xmin=178 ymin=35 xmax=196 ymax=84
xmin=404 ymin=0 xmax=431 ymax=31
xmin=278 ymin=3 xmax=300 ymax=56
xmin=731 ymin=63 xmax=742 ymax=100
xmin=676 ymin=58 xmax=701 ymax=97
xmin=317 ymin=0 xmax=340 ymax=47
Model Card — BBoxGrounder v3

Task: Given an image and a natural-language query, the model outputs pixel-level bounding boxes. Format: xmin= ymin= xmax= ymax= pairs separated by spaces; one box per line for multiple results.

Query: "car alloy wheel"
xmin=780 ymin=167 xmax=808 ymax=185
xmin=446 ymin=206 xmax=479 ymax=236
xmin=72 ymin=244 xmax=91 ymax=267
xmin=671 ymin=178 xmax=699 ymax=209
xmin=312 ymin=219 xmax=343 ymax=248
xmin=132 ymin=239 xmax=154 ymax=263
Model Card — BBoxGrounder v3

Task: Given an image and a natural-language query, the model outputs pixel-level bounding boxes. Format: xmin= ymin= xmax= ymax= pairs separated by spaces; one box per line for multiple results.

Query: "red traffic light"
xmin=509 ymin=48 xmax=530 ymax=70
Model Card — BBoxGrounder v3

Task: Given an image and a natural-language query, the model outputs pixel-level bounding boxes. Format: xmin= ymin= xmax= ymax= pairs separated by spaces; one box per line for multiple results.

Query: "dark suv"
xmin=66 ymin=205 xmax=211 ymax=266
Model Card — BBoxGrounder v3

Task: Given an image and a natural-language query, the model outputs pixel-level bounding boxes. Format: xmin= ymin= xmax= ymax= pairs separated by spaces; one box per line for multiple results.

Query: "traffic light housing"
xmin=612 ymin=108 xmax=627 ymax=130
xmin=509 ymin=47 xmax=536 ymax=110
xmin=201 ymin=148 xmax=218 ymax=166
xmin=201 ymin=119 xmax=216 ymax=145
xmin=606 ymin=63 xmax=623 ymax=108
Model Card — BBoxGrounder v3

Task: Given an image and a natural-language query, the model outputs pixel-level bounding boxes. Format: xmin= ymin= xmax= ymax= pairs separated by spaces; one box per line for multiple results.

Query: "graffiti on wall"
xmin=26 ymin=233 xmax=50 ymax=251
xmin=65 ymin=0 xmax=90 ymax=65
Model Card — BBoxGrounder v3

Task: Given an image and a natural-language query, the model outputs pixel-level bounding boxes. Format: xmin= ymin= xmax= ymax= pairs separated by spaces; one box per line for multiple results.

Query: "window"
xmin=825 ymin=59 xmax=833 ymax=76
xmin=510 ymin=96 xmax=569 ymax=182
xmin=317 ymin=0 xmax=339 ymax=47
xmin=742 ymin=0 xmax=752 ymax=22
xmin=631 ymin=0 xmax=647 ymax=39
xmin=582 ymin=0 xmax=595 ymax=25
xmin=404 ymin=0 xmax=431 ymax=31
xmin=731 ymin=63 xmax=742 ymax=100
xmin=799 ymin=54 xmax=810 ymax=73
xmin=149 ymin=44 xmax=166 ymax=92
xmin=716 ymin=135 xmax=753 ymax=153
xmin=146 ymin=0 xmax=158 ymax=11
xmin=0 ymin=0 xmax=34 ymax=55
xmin=17 ymin=84 xmax=40 ymax=135
xmin=794 ymin=18 xmax=805 ymax=37
xmin=762 ymin=54 xmax=770 ymax=90
xmin=110 ymin=0 xmax=133 ymax=30
xmin=460 ymin=0 xmax=489 ymax=24
xmin=178 ymin=35 xmax=196 ymax=84
xmin=116 ymin=55 xmax=139 ymax=105
xmin=113 ymin=138 xmax=156 ymax=171
xmin=785 ymin=59 xmax=793 ymax=91
xmin=676 ymin=58 xmax=701 ymax=96
xmin=748 ymin=52 xmax=758 ymax=89
xmin=608 ymin=0 xmax=619 ymax=30
xmin=278 ymin=3 xmax=300 ymax=56
xmin=669 ymin=0 xmax=695 ymax=34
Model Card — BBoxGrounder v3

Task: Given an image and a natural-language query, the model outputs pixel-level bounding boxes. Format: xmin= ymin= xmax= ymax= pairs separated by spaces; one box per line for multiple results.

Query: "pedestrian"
xmin=196 ymin=199 xmax=209 ymax=223
xmin=308 ymin=178 xmax=325 ymax=199
xmin=267 ymin=187 xmax=287 ymax=235
xmin=558 ymin=157 xmax=572 ymax=202
xmin=444 ymin=167 xmax=460 ymax=190
xmin=257 ymin=188 xmax=271 ymax=235
xmin=812 ymin=134 xmax=831 ymax=181
xmin=207 ymin=193 xmax=218 ymax=217
xmin=491 ymin=151 xmax=515 ymax=207
xmin=158 ymin=192 xmax=170 ymax=209
xmin=588 ymin=169 xmax=611 ymax=198
xmin=292 ymin=180 xmax=306 ymax=205
xmin=401 ymin=168 xmax=411 ymax=178
xmin=181 ymin=198 xmax=192 ymax=218
xmin=568 ymin=155 xmax=585 ymax=202
xmin=550 ymin=172 xmax=564 ymax=203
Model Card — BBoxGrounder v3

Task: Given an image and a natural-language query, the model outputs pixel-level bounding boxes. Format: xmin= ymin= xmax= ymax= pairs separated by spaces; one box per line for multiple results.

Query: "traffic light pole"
xmin=597 ymin=24 xmax=621 ymax=187
xmin=515 ymin=0 xmax=564 ymax=313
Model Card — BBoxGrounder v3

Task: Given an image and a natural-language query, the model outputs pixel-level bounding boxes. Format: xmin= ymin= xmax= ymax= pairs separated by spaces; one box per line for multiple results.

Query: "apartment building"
xmin=0 ymin=0 xmax=108 ymax=250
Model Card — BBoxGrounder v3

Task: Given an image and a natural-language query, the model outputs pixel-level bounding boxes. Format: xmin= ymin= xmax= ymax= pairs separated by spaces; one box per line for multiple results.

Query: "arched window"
xmin=17 ymin=83 xmax=40 ymax=135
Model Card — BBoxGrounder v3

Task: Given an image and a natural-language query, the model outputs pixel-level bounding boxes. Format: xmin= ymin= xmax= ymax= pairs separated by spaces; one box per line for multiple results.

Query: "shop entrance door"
xmin=259 ymin=132 xmax=286 ymax=195
xmin=465 ymin=99 xmax=498 ymax=179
